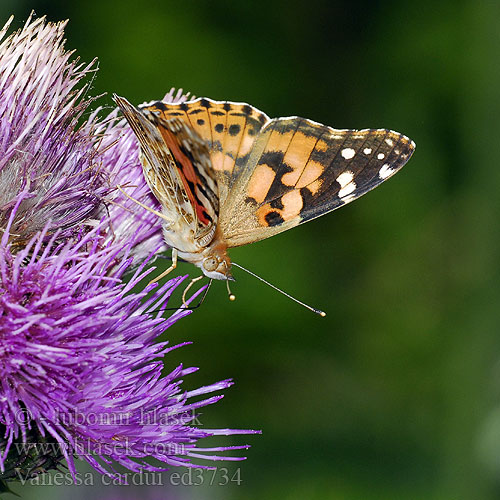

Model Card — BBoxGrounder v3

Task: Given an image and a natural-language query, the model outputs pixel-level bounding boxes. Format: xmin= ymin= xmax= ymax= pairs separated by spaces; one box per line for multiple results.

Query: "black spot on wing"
xmin=197 ymin=119 xmax=205 ymax=126
xmin=188 ymin=108 xmax=203 ymax=115
xmin=212 ymin=140 xmax=223 ymax=152
xmin=242 ymin=105 xmax=253 ymax=116
xmin=152 ymin=101 xmax=166 ymax=111
xmin=179 ymin=102 xmax=189 ymax=111
xmin=215 ymin=123 xmax=224 ymax=133
xmin=235 ymin=152 xmax=251 ymax=167
xmin=200 ymin=98 xmax=211 ymax=108
xmin=257 ymin=151 xmax=288 ymax=173
xmin=270 ymin=197 xmax=284 ymax=210
xmin=228 ymin=124 xmax=241 ymax=136
xmin=211 ymin=110 xmax=224 ymax=116
xmin=265 ymin=211 xmax=285 ymax=227
xmin=223 ymin=102 xmax=232 ymax=111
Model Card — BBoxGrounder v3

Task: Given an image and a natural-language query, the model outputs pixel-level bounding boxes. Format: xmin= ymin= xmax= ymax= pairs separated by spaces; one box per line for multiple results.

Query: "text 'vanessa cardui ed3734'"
xmin=113 ymin=92 xmax=415 ymax=315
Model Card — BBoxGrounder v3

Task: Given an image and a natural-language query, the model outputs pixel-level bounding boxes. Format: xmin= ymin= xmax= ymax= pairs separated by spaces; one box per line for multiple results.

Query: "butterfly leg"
xmin=149 ymin=248 xmax=178 ymax=285
xmin=116 ymin=185 xmax=171 ymax=222
xmin=182 ymin=275 xmax=204 ymax=306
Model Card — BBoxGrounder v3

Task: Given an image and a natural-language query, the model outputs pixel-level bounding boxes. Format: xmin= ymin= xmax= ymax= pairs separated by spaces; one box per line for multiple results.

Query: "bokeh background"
xmin=2 ymin=1 xmax=500 ymax=499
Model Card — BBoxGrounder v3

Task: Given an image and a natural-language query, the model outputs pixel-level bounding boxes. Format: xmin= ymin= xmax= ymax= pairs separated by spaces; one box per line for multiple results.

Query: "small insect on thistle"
xmin=114 ymin=93 xmax=415 ymax=316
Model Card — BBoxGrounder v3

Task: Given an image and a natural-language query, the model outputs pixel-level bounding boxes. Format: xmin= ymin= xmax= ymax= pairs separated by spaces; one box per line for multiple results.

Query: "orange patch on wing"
xmin=295 ymin=160 xmax=323 ymax=188
xmin=307 ymin=179 xmax=322 ymax=195
xmin=315 ymin=139 xmax=329 ymax=152
xmin=265 ymin=129 xmax=295 ymax=155
xmin=211 ymin=151 xmax=225 ymax=171
xmin=239 ymin=131 xmax=256 ymax=157
xmin=221 ymin=151 xmax=236 ymax=174
xmin=281 ymin=190 xmax=304 ymax=219
xmin=281 ymin=132 xmax=318 ymax=186
xmin=188 ymin=107 xmax=212 ymax=143
xmin=257 ymin=207 xmax=271 ymax=226
xmin=221 ymin=114 xmax=247 ymax=173
xmin=248 ymin=164 xmax=275 ymax=203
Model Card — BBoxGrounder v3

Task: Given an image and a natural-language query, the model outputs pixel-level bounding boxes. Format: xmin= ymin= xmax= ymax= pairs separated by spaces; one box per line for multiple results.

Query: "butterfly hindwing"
xmin=114 ymin=95 xmax=219 ymax=246
xmin=218 ymin=117 xmax=415 ymax=247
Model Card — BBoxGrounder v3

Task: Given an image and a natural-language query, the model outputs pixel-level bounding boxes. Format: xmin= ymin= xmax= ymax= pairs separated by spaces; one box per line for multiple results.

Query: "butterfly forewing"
xmin=219 ymin=117 xmax=415 ymax=247
xmin=140 ymin=98 xmax=270 ymax=204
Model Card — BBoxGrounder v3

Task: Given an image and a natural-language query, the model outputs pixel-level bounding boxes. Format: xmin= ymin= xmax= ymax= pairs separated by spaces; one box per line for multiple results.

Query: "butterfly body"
xmin=168 ymin=224 xmax=232 ymax=281
xmin=159 ymin=212 xmax=232 ymax=280
xmin=114 ymin=93 xmax=415 ymax=286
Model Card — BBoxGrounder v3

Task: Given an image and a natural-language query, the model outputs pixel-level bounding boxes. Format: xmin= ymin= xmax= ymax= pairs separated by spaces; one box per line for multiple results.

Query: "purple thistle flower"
xmin=0 ymin=224 xmax=255 ymax=478
xmin=0 ymin=15 xmax=106 ymax=247
xmin=0 ymin=14 xmax=258 ymax=484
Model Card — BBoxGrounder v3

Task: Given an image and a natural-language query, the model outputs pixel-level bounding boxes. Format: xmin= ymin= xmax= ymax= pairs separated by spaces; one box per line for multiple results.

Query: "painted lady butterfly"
xmin=114 ymin=93 xmax=415 ymax=311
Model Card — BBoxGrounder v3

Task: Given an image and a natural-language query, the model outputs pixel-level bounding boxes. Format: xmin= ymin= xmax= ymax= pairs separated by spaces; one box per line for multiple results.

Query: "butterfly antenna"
xmin=232 ymin=262 xmax=326 ymax=317
xmin=222 ymin=259 xmax=236 ymax=301
xmin=226 ymin=279 xmax=236 ymax=302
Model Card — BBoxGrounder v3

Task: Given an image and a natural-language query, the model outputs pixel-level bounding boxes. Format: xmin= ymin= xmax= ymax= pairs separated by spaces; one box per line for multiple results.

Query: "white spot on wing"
xmin=336 ymin=171 xmax=354 ymax=187
xmin=377 ymin=153 xmax=385 ymax=160
xmin=363 ymin=148 xmax=372 ymax=155
xmin=379 ymin=163 xmax=394 ymax=179
xmin=341 ymin=148 xmax=355 ymax=160
xmin=336 ymin=171 xmax=356 ymax=197
xmin=385 ymin=138 xmax=394 ymax=147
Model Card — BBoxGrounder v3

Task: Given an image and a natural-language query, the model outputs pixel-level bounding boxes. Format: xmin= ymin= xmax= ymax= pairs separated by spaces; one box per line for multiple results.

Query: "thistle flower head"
xmin=0 ymin=14 xmax=258 ymax=483
xmin=0 ymin=225 xmax=253 ymax=478
xmin=0 ymin=15 xmax=107 ymax=248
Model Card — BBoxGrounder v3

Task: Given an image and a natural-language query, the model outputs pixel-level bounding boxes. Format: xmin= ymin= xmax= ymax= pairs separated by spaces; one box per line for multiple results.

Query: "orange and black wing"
xmin=218 ymin=116 xmax=415 ymax=247
xmin=139 ymin=94 xmax=415 ymax=249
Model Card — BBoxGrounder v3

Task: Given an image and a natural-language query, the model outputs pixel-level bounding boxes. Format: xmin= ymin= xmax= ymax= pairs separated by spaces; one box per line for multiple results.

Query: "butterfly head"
xmin=198 ymin=245 xmax=233 ymax=281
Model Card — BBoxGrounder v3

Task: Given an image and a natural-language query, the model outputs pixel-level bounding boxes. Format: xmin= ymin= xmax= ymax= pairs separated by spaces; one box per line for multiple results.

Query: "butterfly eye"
xmin=202 ymin=257 xmax=218 ymax=272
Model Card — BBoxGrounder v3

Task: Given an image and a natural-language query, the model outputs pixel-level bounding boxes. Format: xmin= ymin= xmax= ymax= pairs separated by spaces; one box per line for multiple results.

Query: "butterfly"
xmin=113 ymin=93 xmax=415 ymax=312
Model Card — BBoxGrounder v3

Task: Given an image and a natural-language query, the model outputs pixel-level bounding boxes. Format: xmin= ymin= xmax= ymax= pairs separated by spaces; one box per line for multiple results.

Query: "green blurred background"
xmin=2 ymin=1 xmax=500 ymax=499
